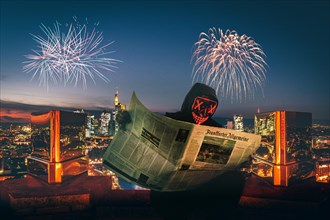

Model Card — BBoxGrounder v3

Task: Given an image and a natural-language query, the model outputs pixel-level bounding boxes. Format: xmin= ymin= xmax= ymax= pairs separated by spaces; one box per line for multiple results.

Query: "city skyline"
xmin=1 ymin=0 xmax=329 ymax=123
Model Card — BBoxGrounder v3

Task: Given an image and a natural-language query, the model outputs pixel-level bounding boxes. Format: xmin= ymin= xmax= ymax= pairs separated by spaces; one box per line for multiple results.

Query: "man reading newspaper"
xmin=151 ymin=83 xmax=245 ymax=219
xmin=104 ymin=83 xmax=260 ymax=219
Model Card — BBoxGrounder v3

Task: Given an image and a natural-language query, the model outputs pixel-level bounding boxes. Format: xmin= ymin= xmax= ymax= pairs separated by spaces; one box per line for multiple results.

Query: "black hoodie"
xmin=152 ymin=84 xmax=244 ymax=219
xmin=165 ymin=83 xmax=222 ymax=127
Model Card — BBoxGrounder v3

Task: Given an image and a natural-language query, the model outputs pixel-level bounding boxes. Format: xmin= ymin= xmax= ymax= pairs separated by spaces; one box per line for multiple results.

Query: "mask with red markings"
xmin=191 ymin=96 xmax=217 ymax=125
xmin=180 ymin=83 xmax=218 ymax=125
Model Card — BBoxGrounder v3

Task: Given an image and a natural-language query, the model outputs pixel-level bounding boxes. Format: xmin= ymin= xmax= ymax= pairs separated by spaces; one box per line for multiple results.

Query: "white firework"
xmin=23 ymin=18 xmax=121 ymax=90
xmin=192 ymin=27 xmax=267 ymax=102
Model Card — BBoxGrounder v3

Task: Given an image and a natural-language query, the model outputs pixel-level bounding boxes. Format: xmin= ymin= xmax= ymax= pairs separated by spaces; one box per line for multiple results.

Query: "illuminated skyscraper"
xmin=99 ymin=111 xmax=111 ymax=136
xmin=114 ymin=90 xmax=119 ymax=106
xmin=234 ymin=114 xmax=244 ymax=131
xmin=86 ymin=114 xmax=95 ymax=138
xmin=110 ymin=90 xmax=126 ymax=136
xmin=93 ymin=118 xmax=99 ymax=135
xmin=252 ymin=111 xmax=314 ymax=186
xmin=27 ymin=110 xmax=88 ymax=184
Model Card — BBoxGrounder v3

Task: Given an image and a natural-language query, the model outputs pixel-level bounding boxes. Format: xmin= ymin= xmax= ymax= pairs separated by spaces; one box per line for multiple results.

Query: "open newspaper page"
xmin=103 ymin=92 xmax=261 ymax=191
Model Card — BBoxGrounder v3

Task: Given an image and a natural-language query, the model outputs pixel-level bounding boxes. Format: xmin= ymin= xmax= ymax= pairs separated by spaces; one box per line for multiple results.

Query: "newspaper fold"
xmin=103 ymin=92 xmax=261 ymax=191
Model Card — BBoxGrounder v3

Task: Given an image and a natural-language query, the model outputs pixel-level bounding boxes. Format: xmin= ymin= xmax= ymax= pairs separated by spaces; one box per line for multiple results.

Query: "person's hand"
xmin=116 ymin=110 xmax=131 ymax=130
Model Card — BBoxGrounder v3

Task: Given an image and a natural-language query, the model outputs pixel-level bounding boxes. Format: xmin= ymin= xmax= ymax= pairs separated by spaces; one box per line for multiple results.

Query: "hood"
xmin=181 ymin=83 xmax=218 ymax=125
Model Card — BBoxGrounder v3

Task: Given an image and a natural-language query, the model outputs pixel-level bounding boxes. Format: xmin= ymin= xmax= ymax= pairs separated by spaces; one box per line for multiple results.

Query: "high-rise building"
xmin=27 ymin=110 xmax=88 ymax=184
xmin=99 ymin=111 xmax=111 ymax=136
xmin=252 ymin=111 xmax=314 ymax=187
xmin=114 ymin=90 xmax=119 ymax=107
xmin=74 ymin=109 xmax=92 ymax=138
xmin=110 ymin=90 xmax=126 ymax=136
xmin=93 ymin=118 xmax=99 ymax=135
xmin=86 ymin=114 xmax=95 ymax=138
xmin=234 ymin=114 xmax=244 ymax=131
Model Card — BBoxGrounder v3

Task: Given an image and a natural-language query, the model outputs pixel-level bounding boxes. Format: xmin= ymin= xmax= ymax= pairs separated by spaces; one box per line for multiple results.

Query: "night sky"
xmin=1 ymin=0 xmax=329 ymax=123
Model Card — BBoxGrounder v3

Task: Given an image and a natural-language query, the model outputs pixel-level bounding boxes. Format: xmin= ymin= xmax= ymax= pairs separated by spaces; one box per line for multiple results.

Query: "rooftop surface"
xmin=0 ymin=173 xmax=329 ymax=219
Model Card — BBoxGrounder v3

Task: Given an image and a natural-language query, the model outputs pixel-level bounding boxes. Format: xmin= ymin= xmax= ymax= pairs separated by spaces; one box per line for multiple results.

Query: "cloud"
xmin=0 ymin=115 xmax=28 ymax=123
xmin=1 ymin=100 xmax=71 ymax=112
xmin=0 ymin=100 xmax=69 ymax=123
xmin=0 ymin=103 xmax=34 ymax=123
xmin=0 ymin=100 xmax=104 ymax=123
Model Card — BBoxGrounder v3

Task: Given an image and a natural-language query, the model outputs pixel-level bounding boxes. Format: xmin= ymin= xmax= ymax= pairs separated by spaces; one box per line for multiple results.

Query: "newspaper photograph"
xmin=103 ymin=92 xmax=261 ymax=191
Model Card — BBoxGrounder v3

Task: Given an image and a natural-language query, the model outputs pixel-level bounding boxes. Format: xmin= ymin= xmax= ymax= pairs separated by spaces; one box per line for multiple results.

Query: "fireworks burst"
xmin=23 ymin=18 xmax=121 ymax=90
xmin=192 ymin=27 xmax=267 ymax=103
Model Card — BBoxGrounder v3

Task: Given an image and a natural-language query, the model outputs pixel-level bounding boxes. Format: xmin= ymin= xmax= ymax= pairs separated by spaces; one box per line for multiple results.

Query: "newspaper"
xmin=103 ymin=92 xmax=261 ymax=191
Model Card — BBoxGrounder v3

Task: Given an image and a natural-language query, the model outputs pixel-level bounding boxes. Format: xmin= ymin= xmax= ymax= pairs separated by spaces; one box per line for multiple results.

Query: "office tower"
xmin=27 ymin=110 xmax=88 ymax=184
xmin=114 ymin=90 xmax=119 ymax=106
xmin=234 ymin=114 xmax=244 ymax=131
xmin=93 ymin=118 xmax=99 ymax=135
xmin=86 ymin=114 xmax=95 ymax=138
xmin=114 ymin=90 xmax=126 ymax=110
xmin=110 ymin=90 xmax=126 ymax=136
xmin=74 ymin=109 xmax=92 ymax=138
xmin=252 ymin=111 xmax=314 ymax=186
xmin=99 ymin=111 xmax=111 ymax=136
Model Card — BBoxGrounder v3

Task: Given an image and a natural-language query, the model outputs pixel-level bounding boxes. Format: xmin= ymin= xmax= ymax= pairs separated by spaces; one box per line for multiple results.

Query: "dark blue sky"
xmin=1 ymin=0 xmax=329 ymax=121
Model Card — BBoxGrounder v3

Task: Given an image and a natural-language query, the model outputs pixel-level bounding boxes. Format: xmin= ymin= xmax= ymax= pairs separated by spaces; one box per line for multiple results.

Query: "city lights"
xmin=0 ymin=1 xmax=329 ymax=218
